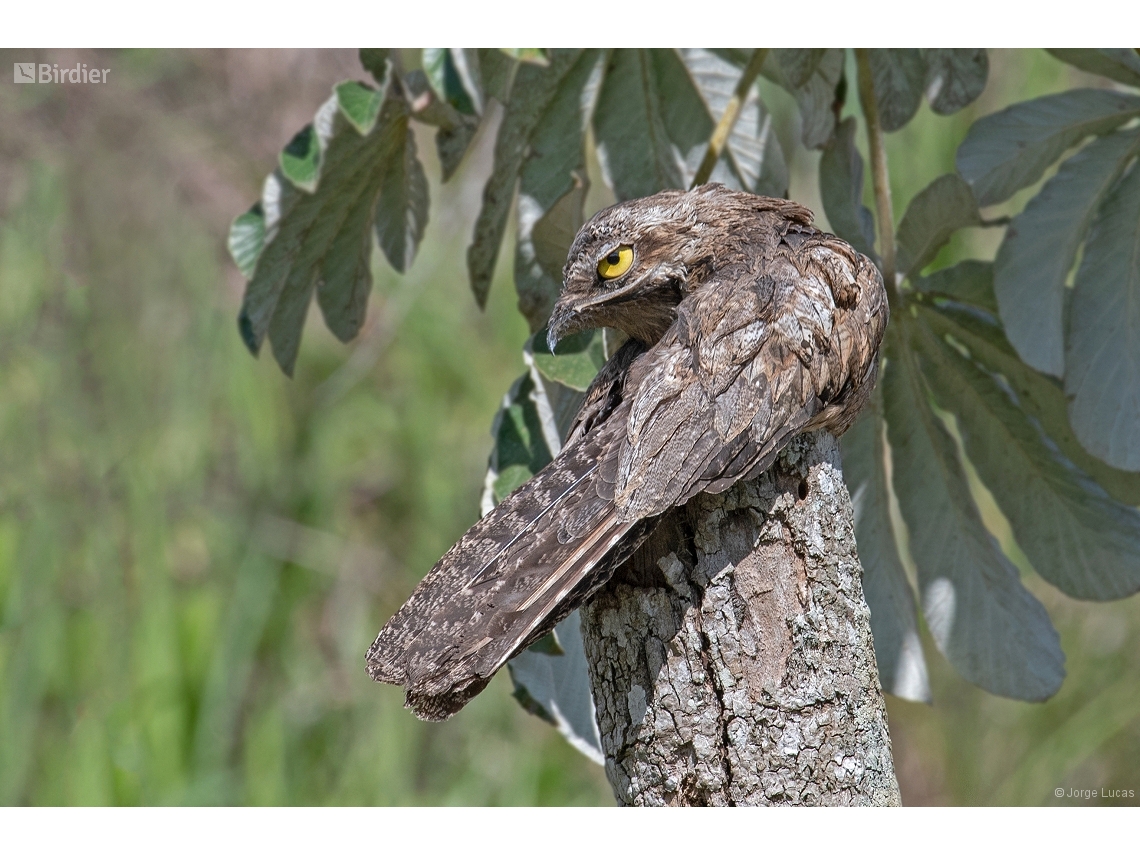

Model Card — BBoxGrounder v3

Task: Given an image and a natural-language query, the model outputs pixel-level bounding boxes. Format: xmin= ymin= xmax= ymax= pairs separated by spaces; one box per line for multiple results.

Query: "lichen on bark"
xmin=580 ymin=429 xmax=900 ymax=806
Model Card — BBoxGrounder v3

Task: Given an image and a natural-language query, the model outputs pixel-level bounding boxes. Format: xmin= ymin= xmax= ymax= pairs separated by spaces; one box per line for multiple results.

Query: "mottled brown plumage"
xmin=366 ymin=184 xmax=888 ymax=720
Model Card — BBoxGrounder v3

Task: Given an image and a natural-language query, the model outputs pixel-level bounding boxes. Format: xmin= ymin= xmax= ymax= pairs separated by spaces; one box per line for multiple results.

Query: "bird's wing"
xmin=603 ymin=232 xmax=886 ymax=521
xmin=565 ymin=338 xmax=645 ymax=446
xmin=366 ymin=410 xmax=654 ymax=721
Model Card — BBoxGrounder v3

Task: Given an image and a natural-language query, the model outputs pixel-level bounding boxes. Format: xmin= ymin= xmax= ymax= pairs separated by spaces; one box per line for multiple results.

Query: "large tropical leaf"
xmin=912 ymin=259 xmax=998 ymax=314
xmin=895 ymin=174 xmax=980 ymax=279
xmin=993 ymin=128 xmax=1140 ymax=378
xmin=592 ymin=49 xmax=791 ymax=201
xmin=956 ymin=89 xmax=1140 ymax=206
xmin=481 ymin=371 xmax=557 ymax=509
xmin=842 ymin=404 xmax=931 ymax=702
xmin=529 ymin=328 xmax=607 ymax=394
xmin=772 ymin=48 xmax=826 ymax=88
xmin=915 ymin=306 xmax=1140 ymax=600
xmin=919 ymin=293 xmax=1140 ymax=507
xmin=922 ymin=49 xmax=988 ymax=115
xmin=422 ymin=48 xmax=483 ymax=116
xmin=467 ymin=50 xmax=585 ymax=308
xmin=769 ymin=48 xmax=845 ymax=149
xmin=402 ymin=69 xmax=480 ymax=183
xmin=370 ymin=105 xmax=429 ymax=276
xmin=883 ymin=325 xmax=1065 ymax=701
xmin=678 ymin=49 xmax=789 ymax=197
xmin=507 ymin=611 xmax=604 ymax=765
xmin=514 ymin=50 xmax=604 ymax=331
xmin=712 ymin=48 xmax=846 ymax=149
xmin=592 ymin=49 xmax=707 ymax=200
xmin=1066 ymin=158 xmax=1140 ymax=471
xmin=1046 ymin=48 xmax=1140 ymax=88
xmin=868 ymin=49 xmax=926 ymax=132
xmin=819 ymin=116 xmax=876 ymax=259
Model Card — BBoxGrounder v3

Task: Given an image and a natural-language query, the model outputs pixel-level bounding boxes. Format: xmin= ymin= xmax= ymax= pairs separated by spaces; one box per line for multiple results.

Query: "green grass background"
xmin=0 ymin=48 xmax=1137 ymax=806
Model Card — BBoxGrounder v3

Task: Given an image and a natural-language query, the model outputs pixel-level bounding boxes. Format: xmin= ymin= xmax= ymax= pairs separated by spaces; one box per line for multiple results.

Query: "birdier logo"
xmin=13 ymin=62 xmax=109 ymax=84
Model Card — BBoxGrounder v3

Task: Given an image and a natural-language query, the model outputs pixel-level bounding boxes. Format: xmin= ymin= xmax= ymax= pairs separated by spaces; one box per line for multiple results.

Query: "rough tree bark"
xmin=580 ymin=429 xmax=900 ymax=806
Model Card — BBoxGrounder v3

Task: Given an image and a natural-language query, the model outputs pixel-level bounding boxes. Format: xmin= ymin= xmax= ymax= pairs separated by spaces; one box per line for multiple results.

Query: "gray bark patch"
xmin=581 ymin=430 xmax=901 ymax=806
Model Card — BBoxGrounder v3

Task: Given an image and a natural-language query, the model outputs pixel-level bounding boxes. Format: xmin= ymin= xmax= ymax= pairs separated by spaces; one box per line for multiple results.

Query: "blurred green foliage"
xmin=0 ymin=49 xmax=609 ymax=805
xmin=0 ymin=48 xmax=1137 ymax=806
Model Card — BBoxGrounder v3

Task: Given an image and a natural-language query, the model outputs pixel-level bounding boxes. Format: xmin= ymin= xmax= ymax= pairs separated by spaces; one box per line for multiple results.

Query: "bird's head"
xmin=546 ymin=184 xmax=812 ymax=351
xmin=546 ymin=187 xmax=712 ymax=351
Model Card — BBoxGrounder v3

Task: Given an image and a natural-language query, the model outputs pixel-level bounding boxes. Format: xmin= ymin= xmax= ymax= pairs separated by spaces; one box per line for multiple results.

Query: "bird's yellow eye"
xmin=596 ymin=245 xmax=634 ymax=280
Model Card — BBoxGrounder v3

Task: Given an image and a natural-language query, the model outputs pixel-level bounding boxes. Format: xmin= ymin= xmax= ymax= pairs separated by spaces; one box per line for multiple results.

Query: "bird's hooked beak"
xmin=546 ymin=297 xmax=583 ymax=353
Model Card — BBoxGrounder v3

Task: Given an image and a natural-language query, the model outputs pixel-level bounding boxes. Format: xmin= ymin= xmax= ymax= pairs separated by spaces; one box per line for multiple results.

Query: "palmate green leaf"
xmin=370 ymin=101 xmax=429 ymax=275
xmin=593 ymin=50 xmax=706 ymax=200
xmin=467 ymin=50 xmax=584 ymax=308
xmin=773 ymin=48 xmax=826 ymax=89
xmin=402 ymin=70 xmax=480 ymax=183
xmin=710 ymin=48 xmax=844 ymax=151
xmin=313 ymin=169 xmax=374 ymax=342
xmin=478 ymin=48 xmax=516 ymax=103
xmin=482 ymin=372 xmax=557 ymax=507
xmin=956 ymin=89 xmax=1140 ymax=206
xmin=423 ymin=48 xmax=482 ymax=116
xmin=1066 ymin=158 xmax=1140 ymax=472
xmin=914 ymin=306 xmax=1140 ymax=600
xmin=895 ymin=174 xmax=980 ymax=279
xmin=841 ymin=401 xmax=931 ymax=703
xmin=525 ymin=339 xmax=593 ymax=445
xmin=767 ymin=48 xmax=845 ymax=149
xmin=517 ymin=173 xmax=589 ymax=332
xmin=507 ymin=610 xmax=603 ymax=764
xmin=883 ymin=325 xmax=1065 ymax=701
xmin=922 ymin=49 xmax=988 ymax=115
xmin=920 ymin=295 xmax=1140 ymax=506
xmin=500 ymin=48 xmax=550 ymax=67
xmin=592 ymin=50 xmax=788 ymax=202
xmin=437 ymin=121 xmax=480 ymax=183
xmin=913 ymin=259 xmax=998 ymax=314
xmin=280 ymin=124 xmax=320 ymax=192
xmin=994 ymin=128 xmax=1140 ymax=378
xmin=335 ymin=79 xmax=385 ymax=133
xmin=228 ymin=204 xmax=265 ymax=279
xmin=358 ymin=49 xmax=390 ymax=86
xmin=232 ymin=82 xmax=427 ymax=375
xmin=530 ymin=327 xmax=606 ymax=392
xmin=819 ymin=116 xmax=876 ymax=259
xmin=526 ymin=632 xmax=565 ymax=656
xmin=1047 ymin=48 xmax=1140 ymax=88
xmin=483 ymin=338 xmax=590 ymax=512
xmin=868 ymin=49 xmax=926 ymax=132
xmin=514 ymin=50 xmax=604 ymax=331
xmin=679 ymin=49 xmax=789 ymax=198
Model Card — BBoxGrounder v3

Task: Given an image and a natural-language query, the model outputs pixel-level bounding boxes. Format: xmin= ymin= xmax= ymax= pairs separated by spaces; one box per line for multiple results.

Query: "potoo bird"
xmin=366 ymin=184 xmax=888 ymax=721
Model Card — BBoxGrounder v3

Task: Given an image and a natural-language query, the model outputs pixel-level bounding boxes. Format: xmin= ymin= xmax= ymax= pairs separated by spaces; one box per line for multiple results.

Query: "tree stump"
xmin=580 ymin=430 xmax=900 ymax=806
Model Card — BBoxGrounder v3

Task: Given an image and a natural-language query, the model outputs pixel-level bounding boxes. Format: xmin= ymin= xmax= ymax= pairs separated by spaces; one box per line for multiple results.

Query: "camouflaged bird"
xmin=366 ymin=184 xmax=888 ymax=720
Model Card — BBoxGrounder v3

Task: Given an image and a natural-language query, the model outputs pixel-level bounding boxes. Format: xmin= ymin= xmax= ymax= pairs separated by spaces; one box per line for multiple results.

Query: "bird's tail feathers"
xmin=366 ymin=433 xmax=645 ymax=721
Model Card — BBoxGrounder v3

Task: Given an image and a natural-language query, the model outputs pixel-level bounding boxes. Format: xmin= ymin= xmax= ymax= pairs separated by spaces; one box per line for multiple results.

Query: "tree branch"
xmin=581 ymin=431 xmax=901 ymax=806
xmin=855 ymin=50 xmax=898 ymax=301
xmin=691 ymin=49 xmax=770 ymax=189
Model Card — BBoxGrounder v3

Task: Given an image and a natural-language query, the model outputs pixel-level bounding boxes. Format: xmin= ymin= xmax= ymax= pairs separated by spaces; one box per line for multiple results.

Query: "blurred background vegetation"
xmin=0 ymin=48 xmax=1136 ymax=806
